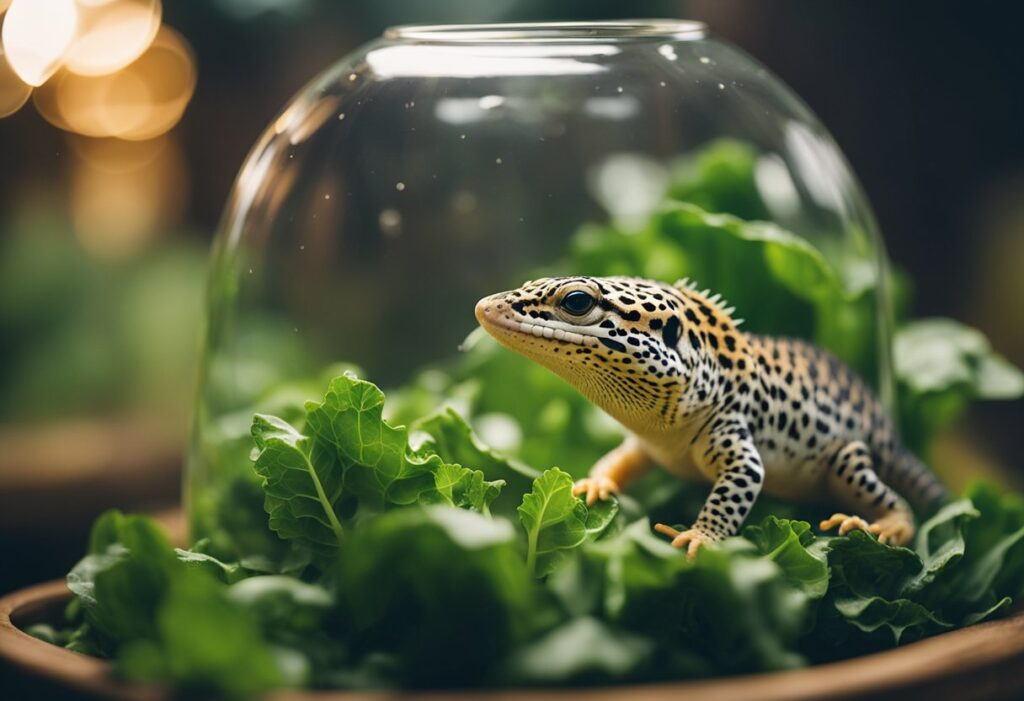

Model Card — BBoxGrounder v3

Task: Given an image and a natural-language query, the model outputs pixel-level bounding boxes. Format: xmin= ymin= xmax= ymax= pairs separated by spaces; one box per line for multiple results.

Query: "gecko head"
xmin=475 ymin=276 xmax=689 ymax=430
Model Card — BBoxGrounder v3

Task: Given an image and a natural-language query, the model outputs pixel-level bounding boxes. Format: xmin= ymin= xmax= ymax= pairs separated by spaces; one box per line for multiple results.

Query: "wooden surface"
xmin=0 ymin=417 xmax=182 ymax=537
xmin=3 ymin=580 xmax=1024 ymax=701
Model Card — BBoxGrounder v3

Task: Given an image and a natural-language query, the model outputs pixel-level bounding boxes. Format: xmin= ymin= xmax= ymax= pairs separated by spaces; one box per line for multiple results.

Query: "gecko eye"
xmin=560 ymin=290 xmax=596 ymax=316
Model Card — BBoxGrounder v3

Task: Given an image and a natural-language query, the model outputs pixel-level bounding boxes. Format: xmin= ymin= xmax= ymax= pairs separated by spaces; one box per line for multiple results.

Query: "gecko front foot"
xmin=653 ymin=523 xmax=714 ymax=561
xmin=572 ymin=475 xmax=620 ymax=506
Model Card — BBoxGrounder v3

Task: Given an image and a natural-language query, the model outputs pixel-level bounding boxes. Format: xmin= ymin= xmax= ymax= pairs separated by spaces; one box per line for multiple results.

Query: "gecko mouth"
xmin=475 ymin=297 xmax=601 ymax=348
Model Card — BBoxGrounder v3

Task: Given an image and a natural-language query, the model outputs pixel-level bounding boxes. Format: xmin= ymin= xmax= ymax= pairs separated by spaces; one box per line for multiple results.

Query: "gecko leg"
xmin=819 ymin=441 xmax=915 ymax=545
xmin=655 ymin=417 xmax=764 ymax=560
xmin=572 ymin=435 xmax=651 ymax=506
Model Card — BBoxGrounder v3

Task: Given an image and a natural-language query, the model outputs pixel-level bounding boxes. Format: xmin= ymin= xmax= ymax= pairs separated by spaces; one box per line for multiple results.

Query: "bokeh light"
xmin=1 ymin=0 xmax=79 ymax=86
xmin=64 ymin=0 xmax=161 ymax=77
xmin=68 ymin=134 xmax=187 ymax=259
xmin=0 ymin=47 xmax=32 ymax=117
xmin=34 ymin=26 xmax=195 ymax=139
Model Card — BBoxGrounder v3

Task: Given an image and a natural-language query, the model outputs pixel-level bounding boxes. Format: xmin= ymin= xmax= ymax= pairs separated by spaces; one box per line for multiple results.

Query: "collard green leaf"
xmin=744 ymin=517 xmax=829 ymax=599
xmin=412 ymin=408 xmax=537 ymax=517
xmin=499 ymin=616 xmax=655 ymax=685
xmin=227 ymin=576 xmax=333 ymax=633
xmin=336 ymin=505 xmax=535 ymax=688
xmin=251 ymin=374 xmax=503 ymax=558
xmin=519 ymin=468 xmax=585 ymax=576
xmin=419 ymin=461 xmax=504 ymax=515
xmin=584 ymin=519 xmax=808 ymax=674
xmin=251 ymin=413 xmax=345 ymax=554
xmin=67 ymin=512 xmax=180 ymax=645
xmin=304 ymin=374 xmax=436 ymax=509
xmin=831 ymin=594 xmax=951 ymax=644
xmin=174 ymin=548 xmax=247 ymax=584
xmin=518 ymin=468 xmax=618 ymax=577
xmin=118 ymin=568 xmax=284 ymax=695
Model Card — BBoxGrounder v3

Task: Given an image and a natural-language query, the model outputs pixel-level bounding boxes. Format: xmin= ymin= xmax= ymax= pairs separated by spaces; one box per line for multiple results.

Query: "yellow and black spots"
xmin=826 ymin=441 xmax=901 ymax=514
xmin=688 ymin=414 xmax=765 ymax=540
xmin=475 ymin=274 xmax=947 ymax=558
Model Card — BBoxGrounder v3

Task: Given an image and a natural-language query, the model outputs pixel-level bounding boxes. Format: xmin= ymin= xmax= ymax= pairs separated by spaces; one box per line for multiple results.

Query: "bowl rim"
xmin=4 ymin=579 xmax=1024 ymax=700
xmin=383 ymin=20 xmax=708 ymax=44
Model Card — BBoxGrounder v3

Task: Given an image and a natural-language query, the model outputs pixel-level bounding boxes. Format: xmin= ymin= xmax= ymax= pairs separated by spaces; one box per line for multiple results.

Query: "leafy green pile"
xmin=41 ymin=373 xmax=1024 ymax=695
xmin=39 ymin=138 xmax=1024 ymax=695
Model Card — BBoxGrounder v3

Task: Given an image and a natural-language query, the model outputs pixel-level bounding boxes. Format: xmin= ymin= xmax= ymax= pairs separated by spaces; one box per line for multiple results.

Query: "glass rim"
xmin=384 ymin=19 xmax=708 ymax=43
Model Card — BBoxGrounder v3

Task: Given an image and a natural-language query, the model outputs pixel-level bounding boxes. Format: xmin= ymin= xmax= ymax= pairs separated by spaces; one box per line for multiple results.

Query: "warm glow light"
xmin=38 ymin=26 xmax=194 ymax=138
xmin=65 ymin=0 xmax=161 ymax=76
xmin=0 ymin=47 xmax=32 ymax=117
xmin=69 ymin=134 xmax=187 ymax=259
xmin=31 ymin=72 xmax=72 ymax=129
xmin=1 ymin=0 xmax=79 ymax=86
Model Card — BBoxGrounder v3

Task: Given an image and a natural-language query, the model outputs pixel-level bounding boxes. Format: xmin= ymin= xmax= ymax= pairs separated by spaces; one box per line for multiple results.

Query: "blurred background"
xmin=0 ymin=0 xmax=1021 ymax=592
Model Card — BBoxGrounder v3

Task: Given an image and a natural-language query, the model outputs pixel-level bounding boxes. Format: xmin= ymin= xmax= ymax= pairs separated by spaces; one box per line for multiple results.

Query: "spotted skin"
xmin=475 ymin=275 xmax=946 ymax=558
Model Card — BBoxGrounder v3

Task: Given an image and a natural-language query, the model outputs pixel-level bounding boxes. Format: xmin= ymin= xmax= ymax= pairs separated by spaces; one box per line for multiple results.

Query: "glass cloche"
xmin=187 ymin=20 xmax=894 ymax=563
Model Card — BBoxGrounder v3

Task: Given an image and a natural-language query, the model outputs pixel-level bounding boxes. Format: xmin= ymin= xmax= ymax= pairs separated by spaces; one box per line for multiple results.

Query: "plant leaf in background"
xmin=895 ymin=319 xmax=1024 ymax=454
xmin=667 ymin=138 xmax=770 ymax=222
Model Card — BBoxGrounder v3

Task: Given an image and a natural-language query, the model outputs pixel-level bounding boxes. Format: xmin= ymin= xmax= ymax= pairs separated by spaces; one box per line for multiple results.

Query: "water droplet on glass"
xmin=395 ymin=182 xmax=405 ymax=191
xmin=616 ymin=86 xmax=624 ymax=93
xmin=379 ymin=208 xmax=402 ymax=236
xmin=324 ymin=193 xmax=331 ymax=199
xmin=495 ymin=157 xmax=503 ymax=164
xmin=718 ymin=82 xmax=725 ymax=90
xmin=348 ymin=73 xmax=357 ymax=81
xmin=699 ymin=56 xmax=712 ymax=65
xmin=338 ymin=112 xmax=346 ymax=120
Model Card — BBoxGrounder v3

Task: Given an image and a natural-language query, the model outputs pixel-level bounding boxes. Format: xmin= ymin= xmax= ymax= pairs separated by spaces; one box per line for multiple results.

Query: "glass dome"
xmin=188 ymin=20 xmax=894 ymax=560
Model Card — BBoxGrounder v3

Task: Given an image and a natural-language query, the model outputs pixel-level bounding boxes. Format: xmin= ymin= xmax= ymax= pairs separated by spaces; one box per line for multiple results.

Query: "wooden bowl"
xmin=0 ymin=418 xmax=184 ymax=596
xmin=3 ymin=581 xmax=1024 ymax=700
xmin=0 ymin=417 xmax=183 ymax=538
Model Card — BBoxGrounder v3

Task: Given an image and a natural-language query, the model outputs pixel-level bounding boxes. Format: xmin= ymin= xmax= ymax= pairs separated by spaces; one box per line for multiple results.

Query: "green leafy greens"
xmin=50 ymin=374 xmax=1024 ymax=695
xmin=47 ymin=138 xmax=1024 ymax=695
